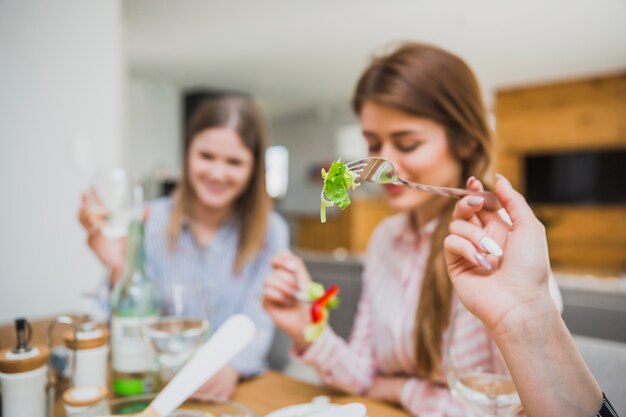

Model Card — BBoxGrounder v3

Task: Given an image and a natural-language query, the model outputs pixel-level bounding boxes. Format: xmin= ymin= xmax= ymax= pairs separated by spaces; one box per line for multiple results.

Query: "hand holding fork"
xmin=345 ymin=157 xmax=501 ymax=210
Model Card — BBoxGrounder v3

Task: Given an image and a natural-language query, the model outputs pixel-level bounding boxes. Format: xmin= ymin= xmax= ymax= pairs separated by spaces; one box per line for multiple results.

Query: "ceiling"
xmin=124 ymin=0 xmax=626 ymax=118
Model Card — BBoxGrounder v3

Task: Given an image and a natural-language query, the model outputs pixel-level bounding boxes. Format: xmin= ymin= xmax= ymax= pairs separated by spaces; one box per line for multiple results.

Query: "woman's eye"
xmin=228 ymin=159 xmax=243 ymax=166
xmin=367 ymin=144 xmax=381 ymax=153
xmin=396 ymin=142 xmax=421 ymax=152
xmin=199 ymin=152 xmax=214 ymax=160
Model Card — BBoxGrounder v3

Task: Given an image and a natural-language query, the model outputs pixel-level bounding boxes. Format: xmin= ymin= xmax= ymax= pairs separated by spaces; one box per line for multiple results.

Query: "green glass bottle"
xmin=109 ymin=217 xmax=160 ymax=396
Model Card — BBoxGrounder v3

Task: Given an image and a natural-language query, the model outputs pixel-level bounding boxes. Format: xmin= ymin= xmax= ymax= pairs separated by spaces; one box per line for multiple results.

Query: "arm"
xmin=263 ymin=251 xmax=377 ymax=395
xmin=399 ymin=379 xmax=467 ymax=417
xmin=298 ymin=279 xmax=376 ymax=394
xmin=230 ymin=261 xmax=279 ymax=376
xmin=444 ymin=175 xmax=603 ymax=417
xmin=78 ymin=191 xmax=125 ymax=285
xmin=371 ymin=307 xmax=490 ymax=417
xmin=194 ymin=214 xmax=289 ymax=400
xmin=231 ymin=213 xmax=290 ymax=377
xmin=495 ymin=296 xmax=603 ymax=417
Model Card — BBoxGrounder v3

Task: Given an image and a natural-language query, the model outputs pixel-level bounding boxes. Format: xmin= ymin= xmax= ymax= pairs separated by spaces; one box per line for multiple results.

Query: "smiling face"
xmin=187 ymin=127 xmax=254 ymax=212
xmin=360 ymin=101 xmax=463 ymax=214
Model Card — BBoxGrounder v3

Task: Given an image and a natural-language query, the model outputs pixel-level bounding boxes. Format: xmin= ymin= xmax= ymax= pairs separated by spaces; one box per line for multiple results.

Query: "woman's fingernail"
xmin=284 ymin=260 xmax=297 ymax=272
xmin=496 ymin=173 xmax=511 ymax=187
xmin=467 ymin=196 xmax=484 ymax=207
xmin=480 ymin=236 xmax=503 ymax=257
xmin=466 ymin=176 xmax=476 ymax=188
xmin=475 ymin=252 xmax=492 ymax=270
xmin=498 ymin=208 xmax=513 ymax=226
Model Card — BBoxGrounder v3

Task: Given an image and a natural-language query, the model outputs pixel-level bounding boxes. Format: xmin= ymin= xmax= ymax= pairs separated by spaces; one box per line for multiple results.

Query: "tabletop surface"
xmin=233 ymin=370 xmax=410 ymax=417
xmin=0 ymin=317 xmax=409 ymax=417
xmin=51 ymin=370 xmax=410 ymax=417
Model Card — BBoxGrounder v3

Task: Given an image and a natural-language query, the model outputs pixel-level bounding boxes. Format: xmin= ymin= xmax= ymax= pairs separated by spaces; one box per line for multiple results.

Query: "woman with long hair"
xmin=263 ymin=43 xmax=561 ymax=416
xmin=80 ymin=96 xmax=289 ymax=399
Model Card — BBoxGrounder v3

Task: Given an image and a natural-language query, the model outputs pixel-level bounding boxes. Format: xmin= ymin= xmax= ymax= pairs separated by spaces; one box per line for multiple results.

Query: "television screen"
xmin=525 ymin=149 xmax=626 ymax=204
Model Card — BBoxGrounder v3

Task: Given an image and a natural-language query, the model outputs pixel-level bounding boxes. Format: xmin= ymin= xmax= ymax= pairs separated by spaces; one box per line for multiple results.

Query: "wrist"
xmin=490 ymin=292 xmax=559 ymax=345
xmin=225 ymin=366 xmax=240 ymax=381
xmin=292 ymin=337 xmax=311 ymax=355
xmin=109 ymin=267 xmax=124 ymax=287
xmin=391 ymin=377 xmax=408 ymax=403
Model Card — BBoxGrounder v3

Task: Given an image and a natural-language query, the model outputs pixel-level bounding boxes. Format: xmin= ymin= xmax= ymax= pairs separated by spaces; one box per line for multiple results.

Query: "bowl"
xmin=108 ymin=394 xmax=255 ymax=417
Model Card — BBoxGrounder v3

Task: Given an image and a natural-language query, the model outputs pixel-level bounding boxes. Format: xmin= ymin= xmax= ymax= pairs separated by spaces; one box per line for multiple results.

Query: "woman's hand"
xmin=367 ymin=376 xmax=407 ymax=404
xmin=444 ymin=175 xmax=553 ymax=336
xmin=190 ymin=365 xmax=239 ymax=401
xmin=78 ymin=191 xmax=126 ymax=277
xmin=262 ymin=251 xmax=312 ymax=350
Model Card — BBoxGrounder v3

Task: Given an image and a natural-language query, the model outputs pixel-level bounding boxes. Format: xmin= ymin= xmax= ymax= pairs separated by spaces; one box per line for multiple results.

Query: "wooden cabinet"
xmin=495 ymin=73 xmax=626 ymax=271
xmin=295 ymin=197 xmax=395 ymax=253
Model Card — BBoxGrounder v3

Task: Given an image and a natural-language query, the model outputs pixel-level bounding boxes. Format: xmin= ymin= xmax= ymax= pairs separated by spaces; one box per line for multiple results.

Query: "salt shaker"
xmin=63 ymin=385 xmax=110 ymax=417
xmin=0 ymin=318 xmax=51 ymax=417
xmin=63 ymin=321 xmax=109 ymax=388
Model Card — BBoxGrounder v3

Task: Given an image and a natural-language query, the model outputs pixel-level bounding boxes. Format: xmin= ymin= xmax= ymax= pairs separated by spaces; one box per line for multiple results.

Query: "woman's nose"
xmin=207 ymin=161 xmax=228 ymax=180
xmin=378 ymin=144 xmax=399 ymax=167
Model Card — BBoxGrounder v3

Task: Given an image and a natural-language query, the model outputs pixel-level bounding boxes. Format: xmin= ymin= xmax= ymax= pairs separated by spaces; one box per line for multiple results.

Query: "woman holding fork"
xmin=263 ymin=42 xmax=562 ymax=416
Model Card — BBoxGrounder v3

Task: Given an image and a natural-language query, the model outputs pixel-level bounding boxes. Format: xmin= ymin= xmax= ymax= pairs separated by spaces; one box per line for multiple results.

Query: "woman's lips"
xmin=203 ymin=183 xmax=230 ymax=195
xmin=383 ymin=184 xmax=404 ymax=196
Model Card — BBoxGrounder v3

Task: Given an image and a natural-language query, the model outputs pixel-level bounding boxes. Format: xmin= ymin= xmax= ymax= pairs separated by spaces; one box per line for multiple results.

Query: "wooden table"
xmin=54 ymin=371 xmax=409 ymax=416
xmin=233 ymin=371 xmax=409 ymax=417
xmin=1 ymin=318 xmax=409 ymax=417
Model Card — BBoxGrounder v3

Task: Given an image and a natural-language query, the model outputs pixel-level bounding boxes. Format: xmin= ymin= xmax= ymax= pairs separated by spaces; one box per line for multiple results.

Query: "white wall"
xmin=125 ymin=78 xmax=181 ymax=186
xmin=0 ymin=1 xmax=123 ymax=324
xmin=269 ymin=104 xmax=360 ymax=215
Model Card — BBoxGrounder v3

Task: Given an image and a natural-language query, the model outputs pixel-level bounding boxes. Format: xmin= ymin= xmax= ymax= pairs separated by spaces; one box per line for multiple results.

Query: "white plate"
xmin=265 ymin=402 xmax=339 ymax=417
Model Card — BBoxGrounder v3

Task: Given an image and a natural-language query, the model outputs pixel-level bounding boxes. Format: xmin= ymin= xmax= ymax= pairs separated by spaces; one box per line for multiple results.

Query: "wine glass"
xmin=87 ymin=168 xmax=143 ymax=239
xmin=446 ymin=307 xmax=522 ymax=417
xmin=143 ymin=282 xmax=211 ymax=386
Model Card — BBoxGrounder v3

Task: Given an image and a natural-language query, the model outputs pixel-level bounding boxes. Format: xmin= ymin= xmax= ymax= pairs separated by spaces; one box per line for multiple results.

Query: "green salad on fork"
xmin=320 ymin=159 xmax=360 ymax=223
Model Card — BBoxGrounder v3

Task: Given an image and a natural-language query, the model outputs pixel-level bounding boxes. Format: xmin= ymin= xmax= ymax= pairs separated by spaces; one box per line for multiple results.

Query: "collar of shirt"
xmin=180 ymin=214 xmax=238 ymax=252
xmin=391 ymin=213 xmax=440 ymax=248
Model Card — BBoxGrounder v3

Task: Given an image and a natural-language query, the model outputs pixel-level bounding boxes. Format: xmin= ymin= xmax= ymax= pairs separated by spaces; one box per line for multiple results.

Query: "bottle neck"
xmin=124 ymin=220 xmax=146 ymax=276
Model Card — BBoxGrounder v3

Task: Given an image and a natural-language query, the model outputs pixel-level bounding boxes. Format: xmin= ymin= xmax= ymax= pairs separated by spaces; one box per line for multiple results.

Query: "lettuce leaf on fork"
xmin=320 ymin=159 xmax=360 ymax=223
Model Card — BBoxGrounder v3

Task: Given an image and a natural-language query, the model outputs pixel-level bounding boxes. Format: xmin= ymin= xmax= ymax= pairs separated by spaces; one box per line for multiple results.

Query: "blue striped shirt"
xmin=105 ymin=196 xmax=289 ymax=377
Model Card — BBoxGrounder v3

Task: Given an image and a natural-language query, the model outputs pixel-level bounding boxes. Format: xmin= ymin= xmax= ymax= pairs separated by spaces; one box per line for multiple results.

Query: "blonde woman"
xmin=80 ymin=96 xmax=288 ymax=399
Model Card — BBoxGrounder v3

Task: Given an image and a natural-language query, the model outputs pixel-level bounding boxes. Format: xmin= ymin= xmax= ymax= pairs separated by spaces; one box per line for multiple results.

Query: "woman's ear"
xmin=456 ymin=138 xmax=479 ymax=160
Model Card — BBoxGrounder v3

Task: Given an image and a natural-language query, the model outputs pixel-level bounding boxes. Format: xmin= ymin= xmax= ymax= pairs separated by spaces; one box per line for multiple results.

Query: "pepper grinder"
xmin=0 ymin=317 xmax=51 ymax=417
xmin=63 ymin=320 xmax=109 ymax=388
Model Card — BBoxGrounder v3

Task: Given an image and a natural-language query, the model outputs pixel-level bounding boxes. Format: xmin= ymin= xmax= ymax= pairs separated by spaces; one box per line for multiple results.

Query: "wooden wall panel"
xmin=296 ymin=197 xmax=395 ymax=253
xmin=534 ymin=206 xmax=626 ymax=269
xmin=496 ymin=74 xmax=626 ymax=152
xmin=495 ymin=73 xmax=626 ymax=272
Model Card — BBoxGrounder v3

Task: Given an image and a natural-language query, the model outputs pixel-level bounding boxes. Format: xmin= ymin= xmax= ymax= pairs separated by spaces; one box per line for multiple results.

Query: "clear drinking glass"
xmin=87 ymin=168 xmax=143 ymax=239
xmin=446 ymin=308 xmax=523 ymax=417
xmin=142 ymin=282 xmax=211 ymax=386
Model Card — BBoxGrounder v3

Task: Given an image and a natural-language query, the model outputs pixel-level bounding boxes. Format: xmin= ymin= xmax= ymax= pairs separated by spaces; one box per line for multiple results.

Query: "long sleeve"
xmin=299 ymin=276 xmax=377 ymax=394
xmin=229 ymin=277 xmax=274 ymax=376
xmin=229 ymin=213 xmax=289 ymax=377
xmin=399 ymin=307 xmax=492 ymax=417
xmin=400 ymin=379 xmax=468 ymax=417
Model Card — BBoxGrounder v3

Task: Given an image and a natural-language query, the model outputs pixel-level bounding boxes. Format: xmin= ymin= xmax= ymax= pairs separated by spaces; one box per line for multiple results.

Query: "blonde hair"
xmin=168 ymin=96 xmax=271 ymax=271
xmin=353 ymin=42 xmax=494 ymax=378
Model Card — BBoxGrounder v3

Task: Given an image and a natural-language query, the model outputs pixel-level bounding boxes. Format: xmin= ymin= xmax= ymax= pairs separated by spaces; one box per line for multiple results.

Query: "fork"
xmin=346 ymin=157 xmax=500 ymax=210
